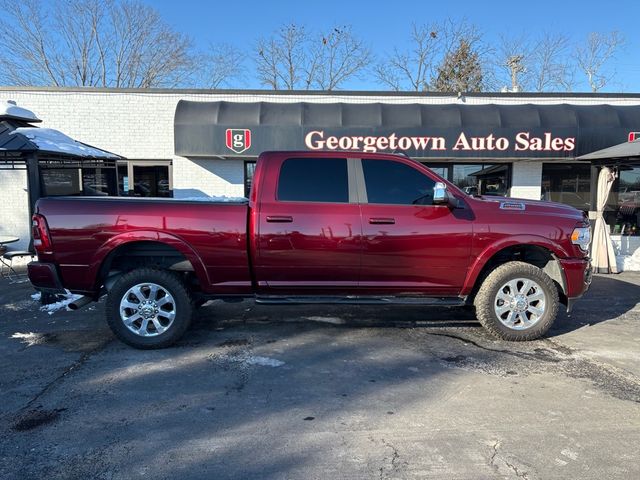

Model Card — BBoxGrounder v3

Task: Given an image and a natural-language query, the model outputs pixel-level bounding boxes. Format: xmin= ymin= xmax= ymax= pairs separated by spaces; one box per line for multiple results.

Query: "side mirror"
xmin=433 ymin=182 xmax=449 ymax=205
xmin=433 ymin=182 xmax=464 ymax=209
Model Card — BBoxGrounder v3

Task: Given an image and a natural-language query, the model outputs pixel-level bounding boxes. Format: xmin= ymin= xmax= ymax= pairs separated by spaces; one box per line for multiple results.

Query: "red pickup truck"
xmin=28 ymin=151 xmax=592 ymax=349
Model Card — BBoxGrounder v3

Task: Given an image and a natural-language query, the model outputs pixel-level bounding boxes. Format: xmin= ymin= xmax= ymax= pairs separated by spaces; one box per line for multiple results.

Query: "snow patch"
xmin=31 ymin=292 xmax=42 ymax=301
xmin=243 ymin=356 xmax=285 ymax=367
xmin=0 ymin=100 xmax=40 ymax=122
xmin=215 ymin=352 xmax=285 ymax=368
xmin=10 ymin=332 xmax=46 ymax=347
xmin=39 ymin=293 xmax=83 ymax=315
xmin=305 ymin=316 xmax=345 ymax=325
xmin=9 ymin=127 xmax=116 ymax=158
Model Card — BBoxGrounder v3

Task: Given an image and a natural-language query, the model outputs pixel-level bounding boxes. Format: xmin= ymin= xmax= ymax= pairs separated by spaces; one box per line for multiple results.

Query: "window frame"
xmin=275 ymin=156 xmax=356 ymax=204
xmin=358 ymin=157 xmax=441 ymax=207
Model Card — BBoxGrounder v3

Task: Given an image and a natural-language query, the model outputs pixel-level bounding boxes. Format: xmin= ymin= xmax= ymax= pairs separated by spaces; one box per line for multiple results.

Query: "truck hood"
xmin=473 ymin=195 xmax=586 ymax=221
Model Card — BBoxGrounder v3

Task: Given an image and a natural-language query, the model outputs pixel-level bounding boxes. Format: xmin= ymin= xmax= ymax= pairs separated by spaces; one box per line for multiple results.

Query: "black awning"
xmin=174 ymin=101 xmax=640 ymax=160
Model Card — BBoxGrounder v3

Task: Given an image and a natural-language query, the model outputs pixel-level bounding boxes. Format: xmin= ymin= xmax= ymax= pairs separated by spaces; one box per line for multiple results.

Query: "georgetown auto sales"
xmin=305 ymin=130 xmax=576 ymax=153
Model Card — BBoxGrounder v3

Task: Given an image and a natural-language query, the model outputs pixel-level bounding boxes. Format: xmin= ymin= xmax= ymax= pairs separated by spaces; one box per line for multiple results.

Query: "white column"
xmin=510 ymin=161 xmax=542 ymax=200
xmin=0 ymin=169 xmax=31 ymax=251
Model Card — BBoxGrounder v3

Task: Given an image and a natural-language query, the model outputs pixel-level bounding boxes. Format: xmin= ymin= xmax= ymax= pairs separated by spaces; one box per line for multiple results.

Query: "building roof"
xmin=578 ymin=139 xmax=640 ymax=161
xmin=3 ymin=85 xmax=640 ymax=100
xmin=0 ymin=119 xmax=120 ymax=159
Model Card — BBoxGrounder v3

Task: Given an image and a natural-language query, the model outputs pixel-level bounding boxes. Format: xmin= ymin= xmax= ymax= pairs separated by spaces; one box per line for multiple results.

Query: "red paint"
xmin=30 ymin=151 xmax=590 ymax=304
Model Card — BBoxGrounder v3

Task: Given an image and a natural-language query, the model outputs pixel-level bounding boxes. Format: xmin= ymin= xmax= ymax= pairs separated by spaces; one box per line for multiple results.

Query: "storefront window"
xmin=117 ymin=165 xmax=129 ymax=195
xmin=128 ymin=165 xmax=171 ymax=197
xmin=541 ymin=163 xmax=591 ymax=211
xmin=40 ymin=168 xmax=82 ymax=196
xmin=424 ymin=163 xmax=510 ymax=196
xmin=606 ymin=166 xmax=640 ymax=235
xmin=82 ymin=167 xmax=117 ymax=196
xmin=244 ymin=161 xmax=256 ymax=197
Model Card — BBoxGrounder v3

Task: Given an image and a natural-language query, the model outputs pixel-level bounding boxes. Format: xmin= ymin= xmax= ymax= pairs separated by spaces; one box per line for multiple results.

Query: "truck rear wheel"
xmin=474 ymin=261 xmax=559 ymax=341
xmin=106 ymin=268 xmax=194 ymax=349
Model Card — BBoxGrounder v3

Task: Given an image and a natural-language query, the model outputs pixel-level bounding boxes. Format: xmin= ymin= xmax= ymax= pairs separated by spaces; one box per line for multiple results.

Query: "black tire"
xmin=474 ymin=261 xmax=559 ymax=341
xmin=106 ymin=268 xmax=193 ymax=349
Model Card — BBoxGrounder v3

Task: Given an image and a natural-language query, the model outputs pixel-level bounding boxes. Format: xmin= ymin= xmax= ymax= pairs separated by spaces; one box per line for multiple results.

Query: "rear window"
xmin=277 ymin=158 xmax=349 ymax=203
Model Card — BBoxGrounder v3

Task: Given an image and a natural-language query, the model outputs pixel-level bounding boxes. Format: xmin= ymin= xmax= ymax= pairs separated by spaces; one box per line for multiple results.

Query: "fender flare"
xmin=87 ymin=230 xmax=210 ymax=290
xmin=461 ymin=235 xmax=569 ymax=296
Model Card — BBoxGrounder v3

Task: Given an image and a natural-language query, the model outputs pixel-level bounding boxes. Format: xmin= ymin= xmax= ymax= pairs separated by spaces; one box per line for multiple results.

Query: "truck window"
xmin=362 ymin=159 xmax=436 ymax=205
xmin=277 ymin=158 xmax=349 ymax=203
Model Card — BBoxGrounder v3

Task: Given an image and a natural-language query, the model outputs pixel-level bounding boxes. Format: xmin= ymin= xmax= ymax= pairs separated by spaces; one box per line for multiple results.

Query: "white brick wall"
xmin=0 ymin=169 xmax=31 ymax=251
xmin=510 ymin=161 xmax=542 ymax=200
xmin=173 ymin=156 xmax=244 ymax=198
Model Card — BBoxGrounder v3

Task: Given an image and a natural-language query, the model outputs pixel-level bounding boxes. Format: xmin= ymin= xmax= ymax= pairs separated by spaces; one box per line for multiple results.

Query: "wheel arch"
xmin=462 ymin=240 xmax=568 ymax=305
xmin=89 ymin=232 xmax=210 ymax=294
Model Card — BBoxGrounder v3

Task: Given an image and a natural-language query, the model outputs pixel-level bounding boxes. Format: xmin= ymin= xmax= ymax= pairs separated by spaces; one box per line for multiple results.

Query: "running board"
xmin=255 ymin=296 xmax=466 ymax=306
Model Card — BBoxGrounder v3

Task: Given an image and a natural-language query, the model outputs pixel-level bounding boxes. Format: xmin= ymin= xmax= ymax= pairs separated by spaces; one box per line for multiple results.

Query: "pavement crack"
xmin=16 ymin=340 xmax=110 ymax=415
xmin=489 ymin=439 xmax=532 ymax=480
xmin=489 ymin=440 xmax=501 ymax=470
xmin=378 ymin=438 xmax=401 ymax=479
xmin=427 ymin=332 xmax=551 ymax=362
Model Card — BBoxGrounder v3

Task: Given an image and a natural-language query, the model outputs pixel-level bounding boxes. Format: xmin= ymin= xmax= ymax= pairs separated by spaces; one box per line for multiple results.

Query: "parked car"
xmin=28 ymin=151 xmax=592 ymax=349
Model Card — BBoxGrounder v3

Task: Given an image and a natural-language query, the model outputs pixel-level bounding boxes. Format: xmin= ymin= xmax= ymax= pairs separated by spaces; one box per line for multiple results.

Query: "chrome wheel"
xmin=119 ymin=283 xmax=176 ymax=337
xmin=494 ymin=277 xmax=546 ymax=330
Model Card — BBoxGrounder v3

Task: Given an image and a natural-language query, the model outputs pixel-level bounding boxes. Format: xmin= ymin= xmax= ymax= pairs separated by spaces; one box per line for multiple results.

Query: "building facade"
xmin=1 ymin=87 xmax=640 ymax=267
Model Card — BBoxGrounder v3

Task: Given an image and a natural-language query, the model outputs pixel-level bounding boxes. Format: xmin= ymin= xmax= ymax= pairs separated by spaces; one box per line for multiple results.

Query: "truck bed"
xmin=35 ymin=196 xmax=251 ymax=294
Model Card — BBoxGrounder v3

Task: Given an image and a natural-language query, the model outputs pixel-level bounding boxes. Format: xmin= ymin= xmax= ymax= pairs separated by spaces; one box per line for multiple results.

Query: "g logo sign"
xmin=225 ymin=129 xmax=252 ymax=154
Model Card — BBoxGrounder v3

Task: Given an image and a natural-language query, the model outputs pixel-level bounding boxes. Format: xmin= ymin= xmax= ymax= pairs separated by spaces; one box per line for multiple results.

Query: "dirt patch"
xmin=11 ymin=408 xmax=67 ymax=432
xmin=217 ymin=337 xmax=251 ymax=347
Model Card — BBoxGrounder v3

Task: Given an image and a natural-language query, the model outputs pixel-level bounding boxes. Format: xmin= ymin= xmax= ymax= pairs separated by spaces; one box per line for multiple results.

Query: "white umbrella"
xmin=591 ymin=167 xmax=618 ymax=273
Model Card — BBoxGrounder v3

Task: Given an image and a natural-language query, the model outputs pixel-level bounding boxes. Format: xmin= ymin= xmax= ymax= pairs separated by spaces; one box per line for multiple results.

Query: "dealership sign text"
xmin=305 ymin=131 xmax=575 ymax=153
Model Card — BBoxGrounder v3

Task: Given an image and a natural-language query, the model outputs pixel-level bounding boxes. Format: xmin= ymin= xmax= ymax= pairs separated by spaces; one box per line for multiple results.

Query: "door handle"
xmin=266 ymin=215 xmax=293 ymax=223
xmin=369 ymin=217 xmax=395 ymax=225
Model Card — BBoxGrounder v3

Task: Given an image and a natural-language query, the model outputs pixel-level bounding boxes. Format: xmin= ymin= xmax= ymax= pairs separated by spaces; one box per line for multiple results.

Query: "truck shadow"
xmin=549 ymin=273 xmax=640 ymax=336
xmin=191 ymin=273 xmax=638 ymax=340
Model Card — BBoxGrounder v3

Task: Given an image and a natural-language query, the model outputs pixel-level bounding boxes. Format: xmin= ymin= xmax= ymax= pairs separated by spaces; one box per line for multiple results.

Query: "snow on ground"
xmin=31 ymin=292 xmax=41 ymax=301
xmin=9 ymin=127 xmax=116 ymax=158
xmin=215 ymin=352 xmax=285 ymax=368
xmin=37 ymin=293 xmax=84 ymax=315
xmin=10 ymin=332 xmax=47 ymax=347
xmin=243 ymin=356 xmax=285 ymax=367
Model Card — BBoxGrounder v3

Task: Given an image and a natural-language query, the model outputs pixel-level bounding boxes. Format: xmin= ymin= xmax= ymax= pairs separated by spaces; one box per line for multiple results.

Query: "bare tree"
xmin=493 ymin=32 xmax=574 ymax=92
xmin=374 ymin=23 xmax=440 ymax=91
xmin=493 ymin=34 xmax=532 ymax=91
xmin=575 ymin=31 xmax=624 ymax=92
xmin=311 ymin=26 xmax=371 ymax=91
xmin=375 ymin=19 xmax=488 ymax=92
xmin=530 ymin=33 xmax=574 ymax=92
xmin=256 ymin=24 xmax=309 ymax=90
xmin=195 ymin=44 xmax=245 ymax=89
xmin=255 ymin=23 xmax=370 ymax=90
xmin=0 ymin=0 xmax=194 ymax=88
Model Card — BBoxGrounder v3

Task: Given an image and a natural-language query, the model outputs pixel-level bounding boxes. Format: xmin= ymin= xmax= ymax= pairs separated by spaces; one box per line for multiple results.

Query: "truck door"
xmin=358 ymin=157 xmax=473 ymax=295
xmin=255 ymin=156 xmax=362 ymax=294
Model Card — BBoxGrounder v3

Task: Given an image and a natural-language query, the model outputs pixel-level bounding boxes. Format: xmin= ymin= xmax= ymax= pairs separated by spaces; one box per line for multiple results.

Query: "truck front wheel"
xmin=474 ymin=261 xmax=559 ymax=341
xmin=106 ymin=268 xmax=194 ymax=349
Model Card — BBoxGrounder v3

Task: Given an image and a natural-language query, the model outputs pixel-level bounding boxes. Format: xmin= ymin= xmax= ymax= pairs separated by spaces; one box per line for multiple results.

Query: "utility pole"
xmin=506 ymin=55 xmax=525 ymax=92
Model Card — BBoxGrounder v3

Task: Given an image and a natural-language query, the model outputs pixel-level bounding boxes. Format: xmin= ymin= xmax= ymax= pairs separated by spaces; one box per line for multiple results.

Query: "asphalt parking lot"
xmin=1 ymin=273 xmax=639 ymax=480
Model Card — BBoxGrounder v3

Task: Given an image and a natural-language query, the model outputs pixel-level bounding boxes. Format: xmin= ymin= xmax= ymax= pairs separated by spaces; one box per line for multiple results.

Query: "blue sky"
xmin=149 ymin=0 xmax=639 ymax=92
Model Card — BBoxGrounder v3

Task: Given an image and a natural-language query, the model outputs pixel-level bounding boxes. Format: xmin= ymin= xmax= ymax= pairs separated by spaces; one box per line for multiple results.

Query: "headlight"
xmin=571 ymin=226 xmax=591 ymax=252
